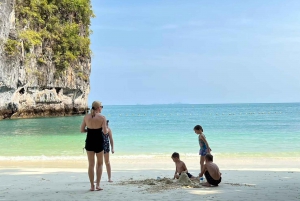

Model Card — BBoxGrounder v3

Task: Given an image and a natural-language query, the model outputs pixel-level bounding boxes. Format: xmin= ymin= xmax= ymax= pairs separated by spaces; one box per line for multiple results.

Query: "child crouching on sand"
xmin=199 ymin=153 xmax=222 ymax=187
xmin=171 ymin=152 xmax=196 ymax=179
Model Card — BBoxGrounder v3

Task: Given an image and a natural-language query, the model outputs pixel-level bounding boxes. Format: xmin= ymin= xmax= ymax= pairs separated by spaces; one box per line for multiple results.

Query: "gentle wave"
xmin=0 ymin=154 xmax=201 ymax=161
xmin=0 ymin=156 xmax=86 ymax=161
xmin=2 ymin=152 xmax=299 ymax=161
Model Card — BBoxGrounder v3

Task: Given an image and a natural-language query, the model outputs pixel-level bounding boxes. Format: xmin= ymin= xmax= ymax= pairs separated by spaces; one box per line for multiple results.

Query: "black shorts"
xmin=85 ymin=145 xmax=104 ymax=153
xmin=85 ymin=128 xmax=104 ymax=153
xmin=179 ymin=172 xmax=193 ymax=178
xmin=205 ymin=171 xmax=221 ymax=186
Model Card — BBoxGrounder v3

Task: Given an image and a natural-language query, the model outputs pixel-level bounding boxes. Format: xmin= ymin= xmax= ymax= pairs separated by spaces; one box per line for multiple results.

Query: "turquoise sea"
xmin=0 ymin=103 xmax=300 ymax=160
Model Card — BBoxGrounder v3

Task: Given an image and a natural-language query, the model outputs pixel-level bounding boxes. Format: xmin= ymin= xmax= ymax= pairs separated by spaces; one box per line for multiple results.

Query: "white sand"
xmin=1 ymin=156 xmax=300 ymax=201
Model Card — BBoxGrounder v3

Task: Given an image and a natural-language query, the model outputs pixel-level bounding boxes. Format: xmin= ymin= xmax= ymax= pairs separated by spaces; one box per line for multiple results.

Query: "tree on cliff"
xmin=4 ymin=0 xmax=94 ymax=80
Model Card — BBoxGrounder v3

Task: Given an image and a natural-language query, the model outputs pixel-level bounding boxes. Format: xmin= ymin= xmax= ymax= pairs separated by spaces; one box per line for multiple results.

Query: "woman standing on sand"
xmin=81 ymin=101 xmax=108 ymax=191
xmin=194 ymin=125 xmax=211 ymax=175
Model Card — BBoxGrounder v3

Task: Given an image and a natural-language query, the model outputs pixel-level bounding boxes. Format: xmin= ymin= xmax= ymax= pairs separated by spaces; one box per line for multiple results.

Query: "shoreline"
xmin=0 ymin=113 xmax=86 ymax=121
xmin=1 ymin=156 xmax=300 ymax=171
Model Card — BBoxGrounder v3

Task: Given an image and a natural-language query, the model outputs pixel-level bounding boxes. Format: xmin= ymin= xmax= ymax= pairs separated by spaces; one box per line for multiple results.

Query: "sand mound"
xmin=117 ymin=176 xmax=202 ymax=193
xmin=178 ymin=173 xmax=192 ymax=186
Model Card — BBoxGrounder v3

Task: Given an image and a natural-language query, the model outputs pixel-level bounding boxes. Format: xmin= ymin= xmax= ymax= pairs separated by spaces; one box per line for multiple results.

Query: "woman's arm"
xmin=80 ymin=117 xmax=87 ymax=133
xmin=108 ymin=128 xmax=114 ymax=153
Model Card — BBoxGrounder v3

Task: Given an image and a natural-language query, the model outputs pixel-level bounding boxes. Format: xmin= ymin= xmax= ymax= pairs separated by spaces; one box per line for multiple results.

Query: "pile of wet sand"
xmin=117 ymin=173 xmax=202 ymax=193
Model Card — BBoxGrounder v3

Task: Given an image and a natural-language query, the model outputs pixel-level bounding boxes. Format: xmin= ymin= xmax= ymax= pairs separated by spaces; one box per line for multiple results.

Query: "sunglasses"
xmin=100 ymin=106 xmax=103 ymax=108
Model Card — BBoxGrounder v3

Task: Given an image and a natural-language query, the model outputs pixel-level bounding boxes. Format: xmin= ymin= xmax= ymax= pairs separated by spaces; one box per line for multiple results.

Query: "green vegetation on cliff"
xmin=5 ymin=0 xmax=94 ymax=77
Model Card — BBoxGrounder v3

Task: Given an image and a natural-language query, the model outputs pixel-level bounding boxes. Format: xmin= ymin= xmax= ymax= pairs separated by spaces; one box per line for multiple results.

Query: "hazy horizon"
xmin=87 ymin=101 xmax=300 ymax=107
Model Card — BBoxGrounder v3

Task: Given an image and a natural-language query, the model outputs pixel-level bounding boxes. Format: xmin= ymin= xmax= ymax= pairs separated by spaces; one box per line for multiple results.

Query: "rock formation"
xmin=0 ymin=0 xmax=92 ymax=119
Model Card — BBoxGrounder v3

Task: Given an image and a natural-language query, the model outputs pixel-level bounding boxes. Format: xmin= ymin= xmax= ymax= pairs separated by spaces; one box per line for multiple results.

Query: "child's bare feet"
xmin=90 ymin=185 xmax=95 ymax=191
xmin=108 ymin=179 xmax=113 ymax=182
xmin=190 ymin=176 xmax=197 ymax=180
xmin=202 ymin=182 xmax=211 ymax=187
xmin=95 ymin=185 xmax=103 ymax=191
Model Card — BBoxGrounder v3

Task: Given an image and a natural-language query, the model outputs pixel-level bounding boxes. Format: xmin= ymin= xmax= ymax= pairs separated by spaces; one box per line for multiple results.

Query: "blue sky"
xmin=88 ymin=0 xmax=300 ymax=105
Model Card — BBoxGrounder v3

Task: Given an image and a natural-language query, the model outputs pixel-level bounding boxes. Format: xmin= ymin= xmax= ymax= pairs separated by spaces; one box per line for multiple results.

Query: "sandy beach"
xmin=1 ymin=156 xmax=300 ymax=201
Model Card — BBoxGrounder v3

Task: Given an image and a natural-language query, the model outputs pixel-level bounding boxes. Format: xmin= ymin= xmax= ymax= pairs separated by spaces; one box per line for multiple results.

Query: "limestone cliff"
xmin=0 ymin=0 xmax=93 ymax=119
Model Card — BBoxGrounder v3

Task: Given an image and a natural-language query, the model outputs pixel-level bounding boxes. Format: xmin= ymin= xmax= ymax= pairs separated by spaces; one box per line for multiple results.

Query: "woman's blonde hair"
xmin=91 ymin=101 xmax=102 ymax=117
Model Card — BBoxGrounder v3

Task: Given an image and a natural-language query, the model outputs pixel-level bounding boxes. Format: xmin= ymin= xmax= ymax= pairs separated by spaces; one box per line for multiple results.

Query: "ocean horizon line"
xmin=89 ymin=102 xmax=300 ymax=107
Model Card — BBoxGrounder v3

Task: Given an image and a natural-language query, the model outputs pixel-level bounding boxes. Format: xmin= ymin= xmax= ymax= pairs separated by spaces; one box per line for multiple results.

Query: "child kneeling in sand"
xmin=199 ymin=153 xmax=222 ymax=186
xmin=171 ymin=152 xmax=196 ymax=179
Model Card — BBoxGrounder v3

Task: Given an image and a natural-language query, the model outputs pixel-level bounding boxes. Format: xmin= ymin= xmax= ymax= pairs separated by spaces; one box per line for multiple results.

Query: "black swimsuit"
xmin=85 ymin=128 xmax=104 ymax=153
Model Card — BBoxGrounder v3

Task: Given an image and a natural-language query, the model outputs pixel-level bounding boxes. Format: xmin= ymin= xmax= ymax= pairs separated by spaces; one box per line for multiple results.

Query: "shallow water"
xmin=0 ymin=103 xmax=300 ymax=159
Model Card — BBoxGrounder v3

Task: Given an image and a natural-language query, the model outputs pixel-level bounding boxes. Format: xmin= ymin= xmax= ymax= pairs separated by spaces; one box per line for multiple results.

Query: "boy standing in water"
xmin=199 ymin=153 xmax=222 ymax=186
xmin=171 ymin=152 xmax=195 ymax=179
xmin=194 ymin=125 xmax=211 ymax=174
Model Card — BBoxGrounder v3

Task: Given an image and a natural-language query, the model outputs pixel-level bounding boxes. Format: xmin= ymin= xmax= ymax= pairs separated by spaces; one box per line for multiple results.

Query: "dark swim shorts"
xmin=85 ymin=128 xmax=104 ymax=153
xmin=179 ymin=172 xmax=193 ymax=178
xmin=205 ymin=171 xmax=221 ymax=186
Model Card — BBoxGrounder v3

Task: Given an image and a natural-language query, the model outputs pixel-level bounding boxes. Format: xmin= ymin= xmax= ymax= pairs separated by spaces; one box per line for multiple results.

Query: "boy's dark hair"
xmin=107 ymin=120 xmax=109 ymax=124
xmin=171 ymin=152 xmax=180 ymax=158
xmin=194 ymin=125 xmax=203 ymax=132
xmin=205 ymin=153 xmax=213 ymax=161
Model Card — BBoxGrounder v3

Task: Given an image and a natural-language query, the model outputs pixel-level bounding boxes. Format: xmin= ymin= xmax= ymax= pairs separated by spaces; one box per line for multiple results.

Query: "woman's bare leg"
xmin=104 ymin=153 xmax=112 ymax=182
xmin=94 ymin=164 xmax=98 ymax=183
xmin=86 ymin=151 xmax=95 ymax=191
xmin=95 ymin=151 xmax=104 ymax=190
